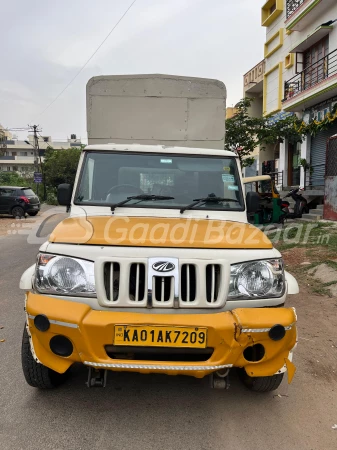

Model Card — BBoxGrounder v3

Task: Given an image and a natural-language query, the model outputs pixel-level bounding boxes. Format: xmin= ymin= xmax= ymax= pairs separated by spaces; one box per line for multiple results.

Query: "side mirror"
xmin=57 ymin=184 xmax=73 ymax=210
xmin=246 ymin=191 xmax=260 ymax=214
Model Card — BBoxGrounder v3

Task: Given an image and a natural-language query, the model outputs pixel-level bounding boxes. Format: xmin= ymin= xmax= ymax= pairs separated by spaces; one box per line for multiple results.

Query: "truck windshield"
xmin=75 ymin=151 xmax=244 ymax=211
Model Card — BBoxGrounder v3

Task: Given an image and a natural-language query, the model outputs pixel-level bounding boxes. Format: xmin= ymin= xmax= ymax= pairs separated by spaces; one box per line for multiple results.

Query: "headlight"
xmin=34 ymin=253 xmax=96 ymax=297
xmin=228 ymin=259 xmax=285 ymax=300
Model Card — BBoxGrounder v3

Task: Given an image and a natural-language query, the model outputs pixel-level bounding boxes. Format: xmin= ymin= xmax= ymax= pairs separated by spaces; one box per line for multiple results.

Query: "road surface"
xmin=0 ymin=212 xmax=336 ymax=450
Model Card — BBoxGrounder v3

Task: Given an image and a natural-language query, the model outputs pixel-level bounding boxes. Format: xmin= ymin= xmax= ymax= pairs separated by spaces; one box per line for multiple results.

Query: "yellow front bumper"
xmin=26 ymin=293 xmax=297 ymax=380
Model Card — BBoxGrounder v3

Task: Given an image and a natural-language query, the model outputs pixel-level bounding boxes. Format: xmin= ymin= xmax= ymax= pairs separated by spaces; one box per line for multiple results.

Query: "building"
xmin=0 ymin=133 xmax=83 ymax=175
xmin=226 ymin=106 xmax=239 ymax=119
xmin=242 ymin=60 xmax=266 ymax=177
xmin=261 ymin=0 xmax=337 ymax=201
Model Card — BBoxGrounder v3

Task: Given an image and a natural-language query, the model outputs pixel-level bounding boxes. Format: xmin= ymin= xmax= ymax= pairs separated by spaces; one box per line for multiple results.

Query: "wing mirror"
xmin=246 ymin=191 xmax=260 ymax=214
xmin=57 ymin=184 xmax=73 ymax=211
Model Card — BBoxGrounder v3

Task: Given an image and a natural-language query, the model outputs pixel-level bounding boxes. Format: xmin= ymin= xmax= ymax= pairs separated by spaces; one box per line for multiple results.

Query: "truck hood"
xmin=49 ymin=216 xmax=272 ymax=249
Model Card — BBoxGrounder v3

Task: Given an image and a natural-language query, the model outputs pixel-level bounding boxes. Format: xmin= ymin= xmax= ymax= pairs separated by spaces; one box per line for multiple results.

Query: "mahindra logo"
xmin=152 ymin=261 xmax=175 ymax=272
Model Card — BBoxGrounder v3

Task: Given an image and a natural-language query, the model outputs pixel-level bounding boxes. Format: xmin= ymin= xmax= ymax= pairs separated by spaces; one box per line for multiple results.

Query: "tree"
xmin=225 ymin=98 xmax=265 ymax=168
xmin=225 ymin=98 xmax=306 ymax=167
xmin=43 ymin=147 xmax=82 ymax=188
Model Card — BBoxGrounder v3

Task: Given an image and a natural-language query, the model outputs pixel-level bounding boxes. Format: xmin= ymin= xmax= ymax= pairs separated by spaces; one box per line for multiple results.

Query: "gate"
xmin=324 ymin=136 xmax=337 ymax=220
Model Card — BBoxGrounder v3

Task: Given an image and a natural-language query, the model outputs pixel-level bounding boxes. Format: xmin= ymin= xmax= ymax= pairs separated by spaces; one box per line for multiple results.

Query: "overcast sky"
xmin=0 ymin=0 xmax=265 ymax=142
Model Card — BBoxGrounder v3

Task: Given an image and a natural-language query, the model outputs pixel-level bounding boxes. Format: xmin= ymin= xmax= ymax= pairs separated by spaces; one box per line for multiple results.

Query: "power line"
xmin=33 ymin=0 xmax=138 ymax=121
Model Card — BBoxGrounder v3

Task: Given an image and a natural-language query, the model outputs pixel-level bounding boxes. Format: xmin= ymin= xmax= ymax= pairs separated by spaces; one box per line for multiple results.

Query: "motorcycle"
xmin=281 ymin=187 xmax=309 ymax=219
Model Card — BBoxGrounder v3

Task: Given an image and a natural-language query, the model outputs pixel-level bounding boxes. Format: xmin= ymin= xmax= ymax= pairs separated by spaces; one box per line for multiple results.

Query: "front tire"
xmin=21 ymin=325 xmax=69 ymax=389
xmin=238 ymin=369 xmax=284 ymax=392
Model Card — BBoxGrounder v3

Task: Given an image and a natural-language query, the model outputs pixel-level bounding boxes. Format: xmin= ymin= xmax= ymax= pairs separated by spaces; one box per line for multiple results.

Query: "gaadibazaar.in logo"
xmin=152 ymin=261 xmax=175 ymax=272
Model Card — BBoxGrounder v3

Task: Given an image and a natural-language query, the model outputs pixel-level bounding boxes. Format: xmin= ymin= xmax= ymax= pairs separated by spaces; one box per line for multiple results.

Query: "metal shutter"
xmin=311 ymin=122 xmax=337 ymax=186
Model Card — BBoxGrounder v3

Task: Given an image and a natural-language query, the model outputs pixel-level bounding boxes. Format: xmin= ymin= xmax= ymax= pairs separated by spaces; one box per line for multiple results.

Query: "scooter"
xmin=281 ymin=187 xmax=309 ymax=219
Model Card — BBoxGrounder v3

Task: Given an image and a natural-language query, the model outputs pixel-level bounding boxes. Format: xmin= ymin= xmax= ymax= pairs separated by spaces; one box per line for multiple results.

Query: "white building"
xmin=261 ymin=0 xmax=337 ymax=198
xmin=0 ymin=133 xmax=83 ymax=175
xmin=242 ymin=60 xmax=265 ymax=177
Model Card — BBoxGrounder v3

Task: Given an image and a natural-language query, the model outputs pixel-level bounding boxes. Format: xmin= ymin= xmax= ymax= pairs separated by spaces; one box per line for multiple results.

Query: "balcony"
xmin=0 ymin=155 xmax=36 ymax=164
xmin=282 ymin=49 xmax=337 ymax=111
xmin=243 ymin=60 xmax=265 ymax=94
xmin=285 ymin=0 xmax=336 ymax=32
xmin=286 ymin=0 xmax=306 ymax=18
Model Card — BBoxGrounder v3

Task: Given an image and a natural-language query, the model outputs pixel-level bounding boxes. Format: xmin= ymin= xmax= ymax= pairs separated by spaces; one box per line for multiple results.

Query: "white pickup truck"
xmin=20 ymin=75 xmax=298 ymax=392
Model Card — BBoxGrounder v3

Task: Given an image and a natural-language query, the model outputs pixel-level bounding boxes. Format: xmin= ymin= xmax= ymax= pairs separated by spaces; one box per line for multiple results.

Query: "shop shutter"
xmin=310 ymin=122 xmax=337 ymax=186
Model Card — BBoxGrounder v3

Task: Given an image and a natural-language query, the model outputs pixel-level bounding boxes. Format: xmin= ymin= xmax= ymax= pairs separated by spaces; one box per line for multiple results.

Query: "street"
xmin=0 ymin=213 xmax=336 ymax=450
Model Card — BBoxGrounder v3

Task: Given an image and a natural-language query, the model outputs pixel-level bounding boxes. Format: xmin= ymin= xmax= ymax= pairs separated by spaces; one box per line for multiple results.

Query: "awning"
xmin=290 ymin=25 xmax=333 ymax=53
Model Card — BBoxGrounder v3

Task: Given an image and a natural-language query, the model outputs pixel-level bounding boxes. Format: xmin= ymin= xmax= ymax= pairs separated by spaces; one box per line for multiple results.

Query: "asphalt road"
xmin=0 ymin=213 xmax=336 ymax=450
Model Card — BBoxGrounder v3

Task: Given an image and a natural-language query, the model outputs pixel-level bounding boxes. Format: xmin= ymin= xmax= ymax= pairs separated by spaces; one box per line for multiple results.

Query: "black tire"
xmin=11 ymin=206 xmax=25 ymax=218
xmin=21 ymin=325 xmax=69 ymax=389
xmin=28 ymin=211 xmax=38 ymax=216
xmin=238 ymin=369 xmax=284 ymax=392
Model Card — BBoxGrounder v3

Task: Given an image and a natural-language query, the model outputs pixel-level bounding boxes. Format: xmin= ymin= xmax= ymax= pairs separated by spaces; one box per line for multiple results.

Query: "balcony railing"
xmin=283 ymin=49 xmax=337 ymax=102
xmin=286 ymin=0 xmax=305 ymax=19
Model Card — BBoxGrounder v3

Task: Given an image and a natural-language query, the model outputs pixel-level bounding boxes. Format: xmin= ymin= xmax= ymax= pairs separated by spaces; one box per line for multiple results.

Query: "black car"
xmin=0 ymin=186 xmax=40 ymax=217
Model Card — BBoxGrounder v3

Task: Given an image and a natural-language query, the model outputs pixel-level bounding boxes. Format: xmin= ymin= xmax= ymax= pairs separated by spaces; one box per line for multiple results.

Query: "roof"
xmin=0 ymin=186 xmax=30 ymax=189
xmin=84 ymin=143 xmax=237 ymax=157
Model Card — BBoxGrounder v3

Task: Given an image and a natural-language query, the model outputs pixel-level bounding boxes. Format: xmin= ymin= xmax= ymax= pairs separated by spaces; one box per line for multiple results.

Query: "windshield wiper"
xmin=180 ymin=195 xmax=239 ymax=214
xmin=111 ymin=194 xmax=174 ymax=212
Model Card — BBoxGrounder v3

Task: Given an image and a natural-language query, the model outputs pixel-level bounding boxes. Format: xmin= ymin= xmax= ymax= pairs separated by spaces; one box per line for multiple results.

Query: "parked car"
xmin=0 ymin=186 xmax=40 ymax=217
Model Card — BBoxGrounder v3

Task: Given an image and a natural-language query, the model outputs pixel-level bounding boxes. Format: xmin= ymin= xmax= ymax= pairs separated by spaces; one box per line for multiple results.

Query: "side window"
xmin=0 ymin=189 xmax=15 ymax=197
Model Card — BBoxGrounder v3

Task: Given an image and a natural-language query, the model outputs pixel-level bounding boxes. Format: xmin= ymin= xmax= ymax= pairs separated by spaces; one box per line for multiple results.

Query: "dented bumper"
xmin=26 ymin=293 xmax=297 ymax=381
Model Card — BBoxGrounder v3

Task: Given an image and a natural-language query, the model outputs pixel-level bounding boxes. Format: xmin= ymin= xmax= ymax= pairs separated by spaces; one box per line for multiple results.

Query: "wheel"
xmin=28 ymin=211 xmax=38 ymax=216
xmin=238 ymin=369 xmax=284 ymax=392
xmin=11 ymin=206 xmax=25 ymax=218
xmin=21 ymin=325 xmax=69 ymax=389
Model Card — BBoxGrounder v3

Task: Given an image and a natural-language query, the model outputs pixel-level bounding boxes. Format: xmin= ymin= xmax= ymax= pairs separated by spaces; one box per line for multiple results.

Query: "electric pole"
xmin=31 ymin=125 xmax=40 ymax=173
xmin=29 ymin=125 xmax=42 ymax=195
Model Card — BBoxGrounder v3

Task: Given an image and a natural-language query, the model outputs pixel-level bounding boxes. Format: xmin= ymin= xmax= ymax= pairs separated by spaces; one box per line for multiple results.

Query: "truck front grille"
xmin=99 ymin=259 xmax=227 ymax=308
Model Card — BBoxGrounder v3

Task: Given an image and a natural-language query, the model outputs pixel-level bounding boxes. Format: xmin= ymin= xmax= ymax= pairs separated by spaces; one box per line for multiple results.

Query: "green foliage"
xmin=225 ymin=98 xmax=307 ymax=167
xmin=295 ymin=103 xmax=337 ymax=137
xmin=0 ymin=171 xmax=26 ymax=186
xmin=225 ymin=98 xmax=265 ymax=167
xmin=299 ymin=158 xmax=313 ymax=175
xmin=46 ymin=188 xmax=58 ymax=205
xmin=43 ymin=147 xmax=82 ymax=189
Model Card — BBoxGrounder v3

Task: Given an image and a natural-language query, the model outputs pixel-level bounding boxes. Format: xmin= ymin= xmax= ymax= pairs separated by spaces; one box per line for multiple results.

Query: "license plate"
xmin=114 ymin=325 xmax=207 ymax=348
xmin=32 ymin=205 xmax=39 ymax=209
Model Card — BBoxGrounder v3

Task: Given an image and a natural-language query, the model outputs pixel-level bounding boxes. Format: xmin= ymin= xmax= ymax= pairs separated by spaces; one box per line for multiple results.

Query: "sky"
xmin=0 ymin=0 xmax=265 ymax=142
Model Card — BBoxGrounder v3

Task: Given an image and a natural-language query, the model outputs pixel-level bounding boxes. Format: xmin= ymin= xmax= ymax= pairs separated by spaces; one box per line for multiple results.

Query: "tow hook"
xmin=86 ymin=367 xmax=108 ymax=387
xmin=210 ymin=369 xmax=230 ymax=389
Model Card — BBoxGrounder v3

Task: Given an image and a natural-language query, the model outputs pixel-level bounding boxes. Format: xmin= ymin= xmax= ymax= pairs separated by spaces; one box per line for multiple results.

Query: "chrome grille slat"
xmin=211 ymin=265 xmax=215 ymax=303
xmin=104 ymin=262 xmax=120 ymax=302
xmin=109 ymin=263 xmax=114 ymax=301
xmin=206 ymin=264 xmax=221 ymax=304
xmin=180 ymin=263 xmax=196 ymax=303
xmin=129 ymin=263 xmax=146 ymax=302
xmin=186 ymin=264 xmax=190 ymax=302
xmin=135 ymin=263 xmax=140 ymax=302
